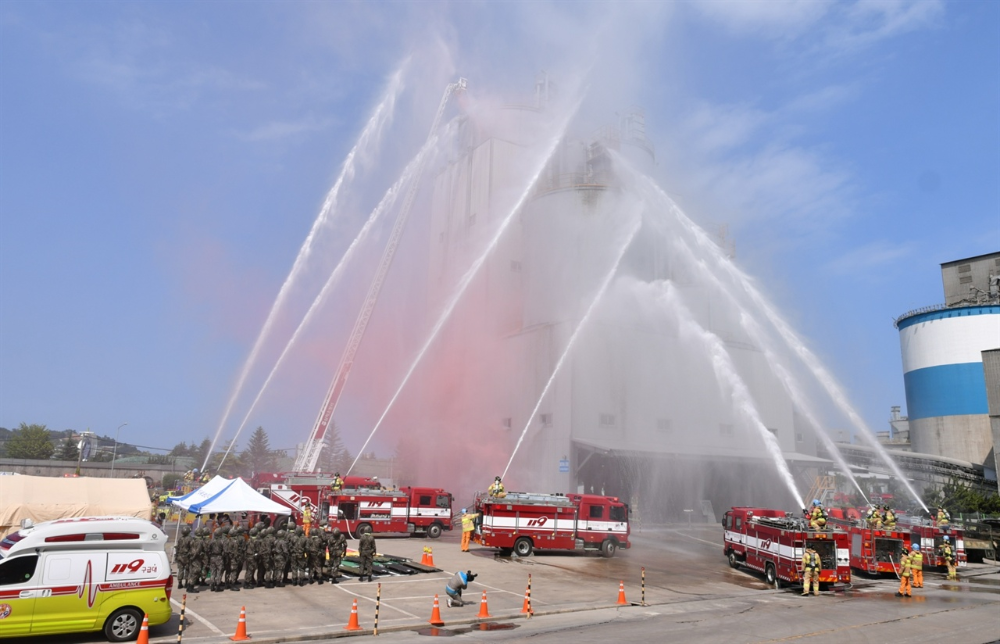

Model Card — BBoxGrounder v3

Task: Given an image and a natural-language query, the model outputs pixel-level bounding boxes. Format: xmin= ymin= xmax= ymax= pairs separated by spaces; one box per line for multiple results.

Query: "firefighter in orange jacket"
xmin=800 ymin=547 xmax=821 ymax=596
xmin=302 ymin=503 xmax=312 ymax=537
xmin=896 ymin=546 xmax=912 ymax=597
xmin=910 ymin=544 xmax=924 ymax=588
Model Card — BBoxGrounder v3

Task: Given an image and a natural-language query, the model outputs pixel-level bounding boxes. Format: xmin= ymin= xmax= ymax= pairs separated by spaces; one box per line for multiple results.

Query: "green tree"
xmin=242 ymin=427 xmax=279 ymax=476
xmin=56 ymin=436 xmax=79 ymax=461
xmin=6 ymin=423 xmax=55 ymax=459
xmin=318 ymin=422 xmax=351 ymax=475
xmin=195 ymin=438 xmax=212 ymax=469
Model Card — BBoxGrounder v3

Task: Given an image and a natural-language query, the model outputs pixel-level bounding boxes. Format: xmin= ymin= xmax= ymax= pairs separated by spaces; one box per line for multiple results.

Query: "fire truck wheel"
xmin=513 ymin=537 xmax=533 ymax=557
xmin=104 ymin=607 xmax=143 ymax=642
xmin=765 ymin=563 xmax=779 ymax=587
xmin=357 ymin=523 xmax=373 ymax=536
xmin=601 ymin=539 xmax=617 ymax=558
xmin=427 ymin=523 xmax=443 ymax=539
xmin=728 ymin=551 xmax=740 ymax=569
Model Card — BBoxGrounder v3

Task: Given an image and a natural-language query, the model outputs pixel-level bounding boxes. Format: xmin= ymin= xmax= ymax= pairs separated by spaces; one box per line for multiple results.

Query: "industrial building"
xmin=894 ymin=251 xmax=1000 ymax=478
xmin=413 ymin=77 xmax=821 ymax=518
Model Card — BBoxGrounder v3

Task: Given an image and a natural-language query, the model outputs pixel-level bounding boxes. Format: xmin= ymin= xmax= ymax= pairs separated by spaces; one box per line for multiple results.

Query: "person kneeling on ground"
xmin=445 ymin=570 xmax=477 ymax=607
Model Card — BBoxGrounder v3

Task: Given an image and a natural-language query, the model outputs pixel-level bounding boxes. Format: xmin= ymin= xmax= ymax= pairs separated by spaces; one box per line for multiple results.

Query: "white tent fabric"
xmin=167 ymin=475 xmax=290 ymax=516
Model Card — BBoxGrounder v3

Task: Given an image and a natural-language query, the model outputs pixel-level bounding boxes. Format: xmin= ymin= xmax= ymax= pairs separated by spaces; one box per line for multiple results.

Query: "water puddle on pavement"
xmin=417 ymin=623 xmax=520 ymax=636
xmin=967 ymin=577 xmax=1000 ymax=587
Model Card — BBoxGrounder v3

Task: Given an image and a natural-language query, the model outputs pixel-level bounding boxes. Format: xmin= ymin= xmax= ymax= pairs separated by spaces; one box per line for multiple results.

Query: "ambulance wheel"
xmin=601 ymin=539 xmax=617 ymax=558
xmin=104 ymin=607 xmax=142 ymax=642
xmin=728 ymin=551 xmax=740 ymax=569
xmin=765 ymin=563 xmax=778 ymax=587
xmin=427 ymin=523 xmax=443 ymax=539
xmin=513 ymin=537 xmax=533 ymax=556
xmin=357 ymin=523 xmax=372 ymax=536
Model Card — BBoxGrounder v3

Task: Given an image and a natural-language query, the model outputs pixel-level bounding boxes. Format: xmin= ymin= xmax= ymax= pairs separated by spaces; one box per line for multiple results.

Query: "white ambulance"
xmin=0 ymin=516 xmax=173 ymax=641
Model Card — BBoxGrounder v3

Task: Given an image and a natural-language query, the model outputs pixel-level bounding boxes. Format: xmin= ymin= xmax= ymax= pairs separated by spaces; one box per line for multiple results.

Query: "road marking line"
xmin=169 ymin=598 xmax=224 ymax=635
xmin=334 ymin=584 xmax=420 ymax=618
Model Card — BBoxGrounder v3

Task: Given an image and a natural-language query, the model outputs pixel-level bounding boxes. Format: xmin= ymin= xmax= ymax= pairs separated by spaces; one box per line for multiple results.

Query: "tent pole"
xmin=171 ymin=510 xmax=184 ymax=566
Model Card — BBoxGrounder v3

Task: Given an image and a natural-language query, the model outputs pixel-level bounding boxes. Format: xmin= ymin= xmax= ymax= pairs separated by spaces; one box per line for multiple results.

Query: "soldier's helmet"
xmin=181 ymin=525 xmax=191 ymax=536
xmin=249 ymin=528 xmax=259 ymax=538
xmin=332 ymin=528 xmax=341 ymax=536
xmin=255 ymin=521 xmax=265 ymax=531
xmin=277 ymin=529 xmax=286 ymax=539
xmin=221 ymin=526 xmax=231 ymax=536
xmin=295 ymin=526 xmax=304 ymax=536
xmin=233 ymin=526 xmax=243 ymax=536
xmin=319 ymin=520 xmax=328 ymax=528
xmin=213 ymin=528 xmax=224 ymax=538
xmin=265 ymin=527 xmax=275 ymax=537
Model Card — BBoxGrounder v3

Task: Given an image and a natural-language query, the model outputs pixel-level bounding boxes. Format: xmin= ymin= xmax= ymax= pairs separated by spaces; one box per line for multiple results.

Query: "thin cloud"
xmin=236 ymin=115 xmax=336 ymax=142
xmin=825 ymin=241 xmax=916 ymax=275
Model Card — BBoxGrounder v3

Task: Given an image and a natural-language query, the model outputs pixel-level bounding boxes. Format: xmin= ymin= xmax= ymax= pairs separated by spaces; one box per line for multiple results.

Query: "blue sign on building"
xmin=558 ymin=458 xmax=569 ymax=473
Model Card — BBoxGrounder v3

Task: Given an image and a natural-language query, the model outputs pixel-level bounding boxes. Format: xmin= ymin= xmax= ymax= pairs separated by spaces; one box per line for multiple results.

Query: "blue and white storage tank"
xmin=897 ymin=305 xmax=1000 ymax=464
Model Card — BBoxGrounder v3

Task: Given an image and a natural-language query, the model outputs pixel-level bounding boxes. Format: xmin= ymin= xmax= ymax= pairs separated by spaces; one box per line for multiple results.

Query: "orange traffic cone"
xmin=428 ymin=594 xmax=445 ymax=626
xmin=421 ymin=547 xmax=430 ymax=565
xmin=344 ymin=598 xmax=363 ymax=631
xmin=230 ymin=606 xmax=251 ymax=641
xmin=425 ymin=547 xmax=435 ymax=567
xmin=136 ymin=614 xmax=150 ymax=644
xmin=521 ymin=582 xmax=533 ymax=615
xmin=477 ymin=590 xmax=492 ymax=619
xmin=616 ymin=580 xmax=627 ymax=605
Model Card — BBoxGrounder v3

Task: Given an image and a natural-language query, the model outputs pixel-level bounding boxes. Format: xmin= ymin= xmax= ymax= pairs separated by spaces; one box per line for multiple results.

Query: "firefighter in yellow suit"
xmin=800 ymin=547 xmax=821 ymax=596
xmin=939 ymin=536 xmax=958 ymax=580
xmin=896 ymin=546 xmax=912 ymax=597
xmin=910 ymin=545 xmax=924 ymax=588
xmin=302 ymin=504 xmax=312 ymax=537
xmin=460 ymin=508 xmax=477 ymax=552
xmin=488 ymin=476 xmax=506 ymax=498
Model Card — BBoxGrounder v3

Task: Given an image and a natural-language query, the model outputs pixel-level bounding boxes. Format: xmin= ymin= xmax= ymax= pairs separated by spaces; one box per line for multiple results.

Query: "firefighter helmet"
xmin=943 ymin=535 xmax=950 ymax=541
xmin=911 ymin=544 xmax=920 ymax=550
xmin=812 ymin=499 xmax=820 ymax=506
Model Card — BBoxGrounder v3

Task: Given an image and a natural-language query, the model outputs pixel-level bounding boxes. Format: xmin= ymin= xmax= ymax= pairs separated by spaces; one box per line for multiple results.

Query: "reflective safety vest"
xmin=900 ymin=557 xmax=912 ymax=577
xmin=461 ymin=513 xmax=475 ymax=532
xmin=803 ymin=550 xmax=820 ymax=570
xmin=303 ymin=507 xmax=312 ymax=523
xmin=941 ymin=544 xmax=954 ymax=562
xmin=911 ymin=552 xmax=923 ymax=570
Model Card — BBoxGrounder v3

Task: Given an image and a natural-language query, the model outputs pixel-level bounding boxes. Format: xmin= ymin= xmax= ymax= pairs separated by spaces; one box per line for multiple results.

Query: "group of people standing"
xmin=174 ymin=520 xmax=360 ymax=591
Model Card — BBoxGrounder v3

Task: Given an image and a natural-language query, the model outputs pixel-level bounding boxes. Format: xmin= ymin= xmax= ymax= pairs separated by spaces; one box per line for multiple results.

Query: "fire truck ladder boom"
xmin=293 ymin=78 xmax=468 ymax=474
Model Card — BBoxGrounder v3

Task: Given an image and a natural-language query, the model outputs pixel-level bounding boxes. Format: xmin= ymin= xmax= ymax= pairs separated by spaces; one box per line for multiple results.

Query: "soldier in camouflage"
xmin=243 ymin=528 xmax=259 ymax=589
xmin=175 ymin=525 xmax=193 ymax=590
xmin=260 ymin=527 xmax=275 ymax=588
xmin=226 ymin=526 xmax=244 ymax=591
xmin=290 ymin=526 xmax=307 ymax=586
xmin=307 ymin=531 xmax=324 ymax=584
xmin=209 ymin=528 xmax=226 ymax=592
xmin=273 ymin=529 xmax=290 ymax=587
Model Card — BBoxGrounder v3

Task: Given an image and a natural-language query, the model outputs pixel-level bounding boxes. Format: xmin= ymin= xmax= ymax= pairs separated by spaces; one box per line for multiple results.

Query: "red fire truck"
xmin=263 ymin=476 xmax=453 ymax=538
xmin=474 ymin=491 xmax=630 ymax=557
xmin=826 ymin=517 xmax=908 ymax=575
xmin=723 ymin=507 xmax=851 ymax=588
xmin=902 ymin=518 xmax=967 ymax=570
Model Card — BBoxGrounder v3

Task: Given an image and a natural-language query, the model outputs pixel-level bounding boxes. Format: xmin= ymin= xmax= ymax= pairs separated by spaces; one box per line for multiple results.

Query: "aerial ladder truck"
xmin=292 ymin=78 xmax=468 ymax=474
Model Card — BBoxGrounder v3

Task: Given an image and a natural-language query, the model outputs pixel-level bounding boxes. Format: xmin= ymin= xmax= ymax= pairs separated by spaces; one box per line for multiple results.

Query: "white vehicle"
xmin=0 ymin=516 xmax=173 ymax=641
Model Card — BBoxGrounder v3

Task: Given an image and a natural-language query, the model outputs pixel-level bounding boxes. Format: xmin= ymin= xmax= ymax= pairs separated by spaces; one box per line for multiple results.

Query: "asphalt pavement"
xmin=39 ymin=522 xmax=1000 ymax=644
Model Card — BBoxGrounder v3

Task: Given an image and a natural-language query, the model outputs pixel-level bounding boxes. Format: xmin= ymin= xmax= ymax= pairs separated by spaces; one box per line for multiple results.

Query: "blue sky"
xmin=1 ymin=1 xmax=997 ymax=456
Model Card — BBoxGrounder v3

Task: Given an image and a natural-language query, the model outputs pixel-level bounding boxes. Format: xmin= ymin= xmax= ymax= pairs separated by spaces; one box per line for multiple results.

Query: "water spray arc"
xmin=629 ymin=166 xmax=924 ymax=511
xmin=294 ymin=78 xmax=468 ymax=474
xmin=502 ymin=204 xmax=644 ymax=480
xmin=347 ymin=95 xmax=585 ymax=475
xmin=202 ymin=69 xmax=407 ymax=471
xmin=652 ymin=280 xmax=806 ymax=509
xmin=213 ymin=133 xmax=446 ymax=473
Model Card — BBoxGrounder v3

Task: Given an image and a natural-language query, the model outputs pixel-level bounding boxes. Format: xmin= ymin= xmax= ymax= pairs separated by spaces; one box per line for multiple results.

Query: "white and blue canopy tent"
xmin=167 ymin=476 xmax=290 ymax=557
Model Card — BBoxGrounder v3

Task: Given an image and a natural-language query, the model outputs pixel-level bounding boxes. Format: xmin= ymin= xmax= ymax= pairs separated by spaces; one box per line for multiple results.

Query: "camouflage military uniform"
xmin=259 ymin=527 xmax=275 ymax=587
xmin=191 ymin=528 xmax=209 ymax=589
xmin=243 ymin=529 xmax=259 ymax=589
xmin=209 ymin=528 xmax=226 ymax=592
xmin=290 ymin=526 xmax=307 ymax=586
xmin=307 ymin=533 xmax=324 ymax=584
xmin=175 ymin=525 xmax=193 ymax=590
xmin=273 ymin=530 xmax=290 ymax=587
xmin=358 ymin=532 xmax=376 ymax=582
xmin=329 ymin=528 xmax=345 ymax=583
xmin=226 ymin=527 xmax=244 ymax=591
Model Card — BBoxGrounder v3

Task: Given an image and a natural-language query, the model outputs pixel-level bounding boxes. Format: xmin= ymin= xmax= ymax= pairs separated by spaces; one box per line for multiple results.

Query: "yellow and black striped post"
xmin=641 ymin=567 xmax=646 ymax=606
xmin=176 ymin=593 xmax=186 ymax=643
xmin=374 ymin=582 xmax=381 ymax=635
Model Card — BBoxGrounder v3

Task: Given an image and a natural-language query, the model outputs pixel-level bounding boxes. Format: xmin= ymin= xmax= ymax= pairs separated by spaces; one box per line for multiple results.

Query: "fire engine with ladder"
xmin=474 ymin=491 xmax=630 ymax=557
xmin=723 ymin=507 xmax=851 ymax=588
xmin=263 ymin=475 xmax=453 ymax=538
